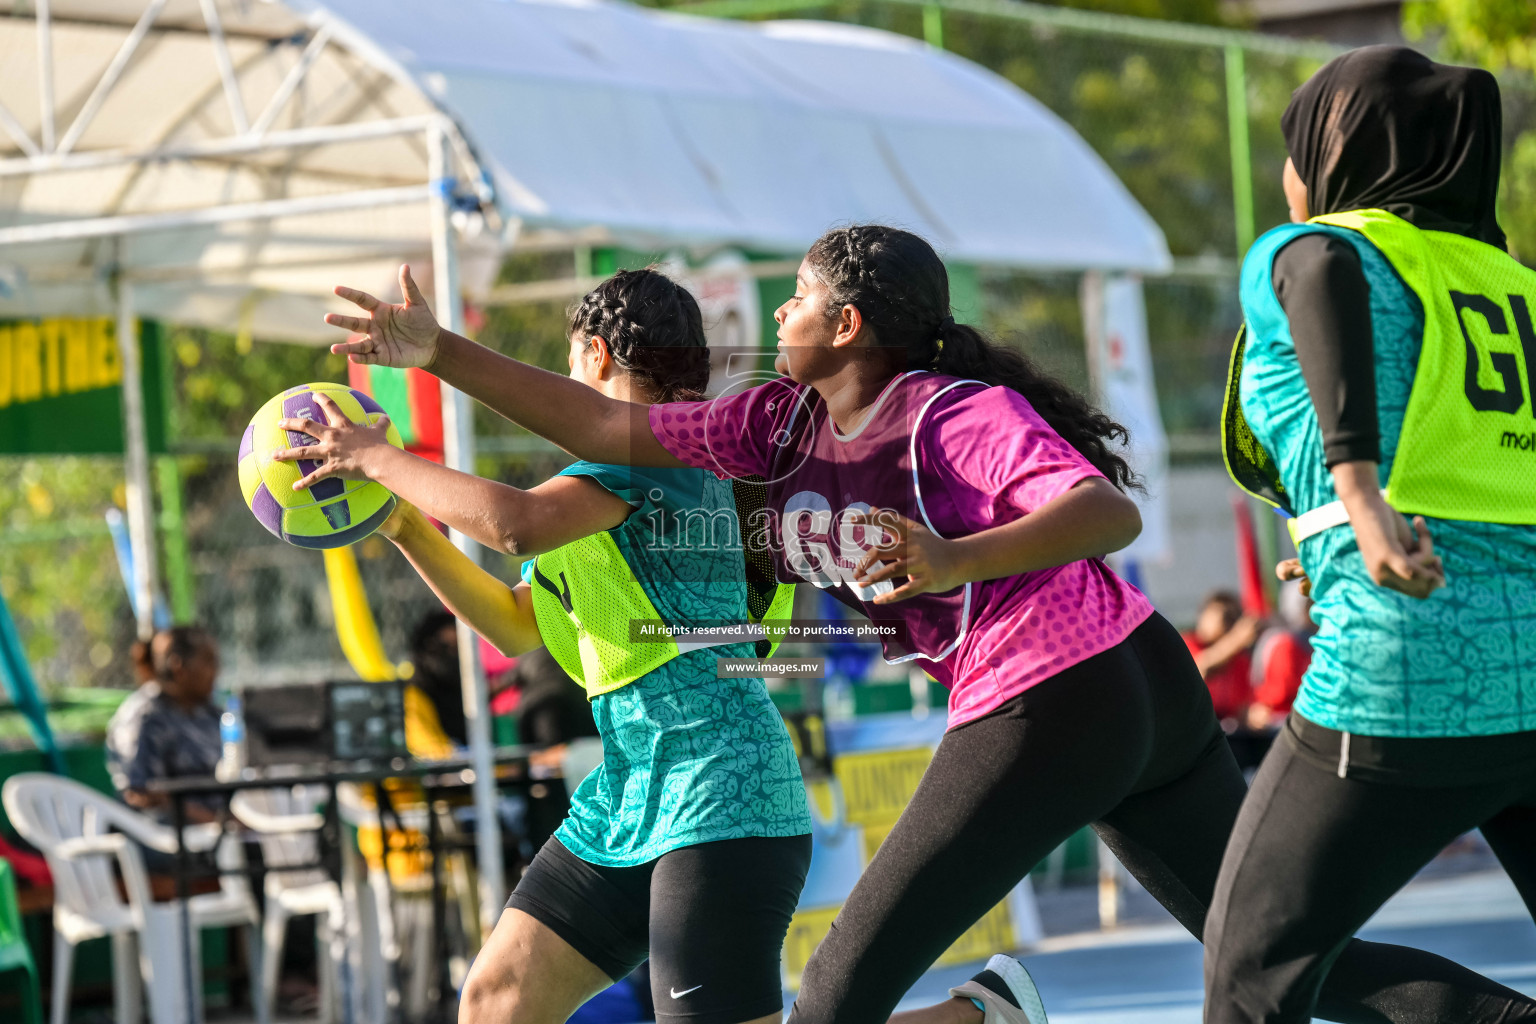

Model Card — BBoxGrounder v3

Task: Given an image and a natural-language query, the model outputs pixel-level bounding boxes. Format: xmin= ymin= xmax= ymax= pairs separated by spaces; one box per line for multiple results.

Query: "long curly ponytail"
xmin=805 ymin=225 xmax=1139 ymax=492
xmin=567 ymin=268 xmax=710 ymax=403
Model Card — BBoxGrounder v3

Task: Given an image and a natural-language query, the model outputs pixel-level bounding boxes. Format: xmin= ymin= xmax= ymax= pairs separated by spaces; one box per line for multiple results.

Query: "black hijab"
xmin=1281 ymin=45 xmax=1505 ymax=249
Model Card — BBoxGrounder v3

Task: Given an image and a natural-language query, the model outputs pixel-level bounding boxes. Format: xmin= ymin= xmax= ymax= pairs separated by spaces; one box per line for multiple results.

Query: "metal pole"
xmin=116 ymin=277 xmax=160 ymax=641
xmin=1225 ymin=44 xmax=1256 ymax=257
xmin=1079 ymin=269 xmax=1106 ymax=403
xmin=922 ymin=4 xmax=944 ymax=48
xmin=36 ymin=0 xmax=54 ymax=153
xmin=157 ymin=456 xmax=196 ymax=623
xmin=0 ymin=184 xmax=431 ymax=247
xmin=429 ymin=117 xmax=504 ymax=939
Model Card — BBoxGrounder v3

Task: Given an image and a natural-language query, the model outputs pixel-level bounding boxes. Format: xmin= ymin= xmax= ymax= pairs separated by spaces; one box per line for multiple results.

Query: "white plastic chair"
xmin=228 ymin=786 xmax=344 ymax=1023
xmin=336 ymin=782 xmax=476 ymax=1021
xmin=1 ymin=773 xmax=265 ymax=1024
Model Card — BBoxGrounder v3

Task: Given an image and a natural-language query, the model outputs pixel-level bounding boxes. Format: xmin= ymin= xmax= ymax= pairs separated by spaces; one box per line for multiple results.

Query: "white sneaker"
xmin=949 ymin=954 xmax=1048 ymax=1024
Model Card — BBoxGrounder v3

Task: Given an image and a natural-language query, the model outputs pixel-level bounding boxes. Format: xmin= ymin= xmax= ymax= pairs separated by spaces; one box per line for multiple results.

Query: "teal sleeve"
xmin=557 ymin=461 xmax=649 ymax=509
xmin=558 ymin=461 xmax=708 ymax=518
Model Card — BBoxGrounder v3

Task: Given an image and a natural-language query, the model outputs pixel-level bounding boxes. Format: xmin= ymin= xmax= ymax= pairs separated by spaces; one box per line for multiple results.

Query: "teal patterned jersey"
xmin=1239 ymin=223 xmax=1536 ymax=737
xmin=524 ymin=461 xmax=810 ymax=866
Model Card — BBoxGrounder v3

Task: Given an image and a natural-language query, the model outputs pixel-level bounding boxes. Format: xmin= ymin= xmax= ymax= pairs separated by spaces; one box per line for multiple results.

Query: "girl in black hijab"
xmin=1282 ymin=44 xmax=1504 ymax=245
xmin=1205 ymin=46 xmax=1536 ymax=1024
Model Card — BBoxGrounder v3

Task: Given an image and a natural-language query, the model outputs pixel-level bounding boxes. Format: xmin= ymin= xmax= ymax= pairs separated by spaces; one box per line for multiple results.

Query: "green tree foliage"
xmin=169 ymin=325 xmax=348 ymax=441
xmin=1 ymin=328 xmax=345 ymax=694
xmin=1406 ymin=0 xmax=1536 ymax=260
xmin=1405 ymin=0 xmax=1536 ymax=73
xmin=0 ymin=457 xmax=129 ymax=692
xmin=1052 ymin=0 xmax=1221 ymax=20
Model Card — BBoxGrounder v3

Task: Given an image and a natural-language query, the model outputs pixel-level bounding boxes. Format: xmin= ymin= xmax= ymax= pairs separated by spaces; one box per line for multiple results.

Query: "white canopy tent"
xmin=0 ymin=0 xmax=1172 ymax=967
xmin=0 ymin=0 xmax=1171 ymax=336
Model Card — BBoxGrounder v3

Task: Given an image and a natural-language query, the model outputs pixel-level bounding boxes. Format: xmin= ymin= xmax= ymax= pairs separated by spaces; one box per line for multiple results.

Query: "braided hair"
xmin=805 ymin=225 xmax=1139 ymax=492
xmin=567 ymin=269 xmax=711 ymax=403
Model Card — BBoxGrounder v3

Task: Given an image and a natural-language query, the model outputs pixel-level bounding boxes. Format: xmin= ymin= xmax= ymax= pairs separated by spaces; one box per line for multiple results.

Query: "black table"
xmin=148 ymin=748 xmax=540 ymax=1024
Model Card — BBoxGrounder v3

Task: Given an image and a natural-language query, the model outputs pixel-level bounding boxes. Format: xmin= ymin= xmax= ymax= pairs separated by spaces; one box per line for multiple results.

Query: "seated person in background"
xmin=1246 ymin=580 xmax=1316 ymax=731
xmin=105 ymin=626 xmax=167 ymax=737
xmin=1182 ymin=590 xmax=1260 ymax=728
xmin=105 ymin=625 xmax=225 ymax=824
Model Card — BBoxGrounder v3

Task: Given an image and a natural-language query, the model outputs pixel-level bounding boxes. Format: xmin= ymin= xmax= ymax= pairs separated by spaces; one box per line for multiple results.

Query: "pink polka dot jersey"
xmin=648 ymin=371 xmax=1154 ymax=728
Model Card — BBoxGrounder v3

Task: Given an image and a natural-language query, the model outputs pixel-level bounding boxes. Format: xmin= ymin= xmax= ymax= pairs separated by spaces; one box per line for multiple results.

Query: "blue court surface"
xmin=826 ymin=870 xmax=1535 ymax=1023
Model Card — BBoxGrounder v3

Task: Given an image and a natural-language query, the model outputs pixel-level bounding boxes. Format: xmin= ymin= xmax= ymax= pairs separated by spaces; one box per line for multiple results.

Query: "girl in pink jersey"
xmin=324 ymin=227 xmax=1514 ymax=1024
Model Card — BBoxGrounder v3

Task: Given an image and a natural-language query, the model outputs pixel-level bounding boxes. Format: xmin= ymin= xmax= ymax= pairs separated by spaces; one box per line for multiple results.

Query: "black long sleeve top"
xmin=1270 ymin=233 xmax=1381 ymax=468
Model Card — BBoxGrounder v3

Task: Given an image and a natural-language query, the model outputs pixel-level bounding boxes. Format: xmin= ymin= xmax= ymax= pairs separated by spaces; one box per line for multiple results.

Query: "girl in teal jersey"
xmin=275 ymin=268 xmax=810 ymax=1024
xmin=1205 ymin=47 xmax=1536 ymax=1024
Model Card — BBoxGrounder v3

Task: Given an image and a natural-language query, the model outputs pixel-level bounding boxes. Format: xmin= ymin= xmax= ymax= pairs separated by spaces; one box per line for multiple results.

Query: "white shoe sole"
xmin=984 ymin=954 xmax=1048 ymax=1024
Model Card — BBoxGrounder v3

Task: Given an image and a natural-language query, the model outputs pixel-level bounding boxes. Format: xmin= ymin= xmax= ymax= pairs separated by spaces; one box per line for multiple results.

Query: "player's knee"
xmin=458 ymin=969 xmax=522 ymax=1024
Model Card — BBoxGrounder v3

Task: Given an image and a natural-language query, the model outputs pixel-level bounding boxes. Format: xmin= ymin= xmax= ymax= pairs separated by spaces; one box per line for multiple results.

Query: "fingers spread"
xmin=293 ymin=466 xmax=333 ymax=491
xmin=314 ymin=392 xmax=347 ymax=426
xmin=326 ymin=314 xmax=373 ymax=334
xmin=334 ymin=285 xmax=381 ymax=311
xmin=401 ymin=264 xmax=428 ymax=306
xmin=330 ymin=333 xmax=373 ymax=351
xmin=276 ymin=416 xmax=325 ymax=438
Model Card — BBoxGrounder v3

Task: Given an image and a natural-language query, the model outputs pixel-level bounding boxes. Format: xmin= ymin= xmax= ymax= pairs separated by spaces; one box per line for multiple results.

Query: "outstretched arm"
xmin=378 ymin=503 xmax=541 ymax=656
xmin=274 ymin=393 xmax=633 ymax=557
xmin=324 ymin=265 xmax=683 ymax=468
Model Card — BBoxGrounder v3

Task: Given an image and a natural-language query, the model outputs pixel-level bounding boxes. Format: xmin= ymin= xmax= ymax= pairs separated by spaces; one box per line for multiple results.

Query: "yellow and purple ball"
xmin=238 ymin=382 xmax=403 ymax=549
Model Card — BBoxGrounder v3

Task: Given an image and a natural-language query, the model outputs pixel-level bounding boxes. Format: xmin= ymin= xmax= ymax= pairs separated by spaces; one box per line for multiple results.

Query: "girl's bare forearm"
xmin=363 ymin=445 xmax=551 ymax=554
xmin=950 ymin=479 xmax=1142 ymax=582
xmin=388 ymin=508 xmax=541 ymax=656
xmin=429 ymin=330 xmax=681 ymax=467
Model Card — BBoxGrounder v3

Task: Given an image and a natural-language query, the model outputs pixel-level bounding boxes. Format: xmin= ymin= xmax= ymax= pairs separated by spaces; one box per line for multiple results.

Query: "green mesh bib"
xmin=1311 ymin=210 xmax=1536 ymax=523
xmin=530 ymin=480 xmax=795 ymax=701
xmin=1222 ymin=323 xmax=1292 ymax=512
xmin=1225 ymin=209 xmax=1536 ymax=526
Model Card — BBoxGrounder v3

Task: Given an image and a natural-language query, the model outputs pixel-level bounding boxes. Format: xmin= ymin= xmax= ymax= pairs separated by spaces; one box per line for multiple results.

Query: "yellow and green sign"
xmin=0 ymin=316 xmax=165 ymax=454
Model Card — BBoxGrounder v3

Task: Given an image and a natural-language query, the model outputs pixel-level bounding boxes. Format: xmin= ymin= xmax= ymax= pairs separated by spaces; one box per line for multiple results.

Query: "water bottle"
xmin=217 ymin=693 xmax=245 ymax=781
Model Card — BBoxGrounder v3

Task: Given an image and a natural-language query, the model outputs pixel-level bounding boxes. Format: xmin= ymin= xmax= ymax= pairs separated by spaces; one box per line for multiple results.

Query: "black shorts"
xmin=507 ymin=833 xmax=812 ymax=1024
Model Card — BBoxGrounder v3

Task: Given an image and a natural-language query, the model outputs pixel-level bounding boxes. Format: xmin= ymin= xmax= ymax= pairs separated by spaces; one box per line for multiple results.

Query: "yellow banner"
xmin=834 ymin=746 xmax=933 ymax=827
xmin=782 ymin=742 xmax=1020 ymax=988
xmin=782 ymin=898 xmax=1017 ymax=987
xmin=782 ymin=905 xmax=841 ymax=990
xmin=936 ymin=900 xmax=1017 ymax=968
xmin=0 ymin=317 xmax=121 ymax=409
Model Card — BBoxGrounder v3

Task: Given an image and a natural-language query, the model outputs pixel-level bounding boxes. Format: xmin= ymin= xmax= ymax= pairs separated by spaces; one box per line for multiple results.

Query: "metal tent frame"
xmin=0 ymin=0 xmax=509 ymax=949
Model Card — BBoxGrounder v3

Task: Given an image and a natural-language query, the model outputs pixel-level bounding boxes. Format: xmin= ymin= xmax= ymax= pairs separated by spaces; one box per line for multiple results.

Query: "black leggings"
xmin=786 ymin=613 xmax=1536 ymax=1024
xmin=1205 ymin=716 xmax=1536 ymax=1024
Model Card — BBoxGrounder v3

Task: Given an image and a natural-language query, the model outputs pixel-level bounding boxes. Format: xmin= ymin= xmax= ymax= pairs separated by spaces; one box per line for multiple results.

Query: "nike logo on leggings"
xmin=670 ymin=985 xmax=703 ymax=999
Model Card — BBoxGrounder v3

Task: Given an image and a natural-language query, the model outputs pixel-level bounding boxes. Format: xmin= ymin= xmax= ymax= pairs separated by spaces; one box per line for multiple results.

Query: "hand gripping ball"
xmin=238 ymin=382 xmax=403 ymax=548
